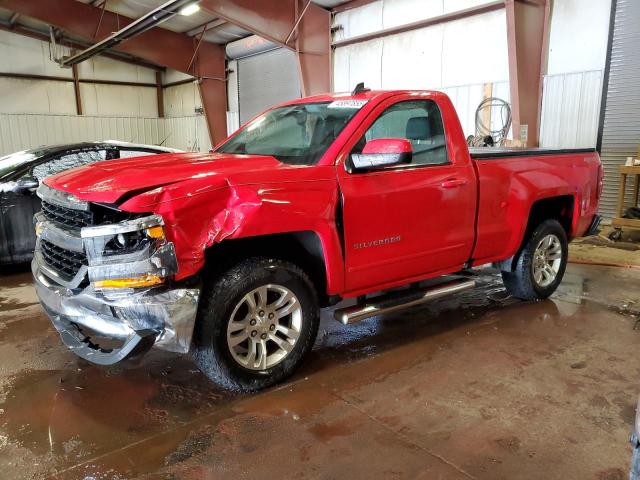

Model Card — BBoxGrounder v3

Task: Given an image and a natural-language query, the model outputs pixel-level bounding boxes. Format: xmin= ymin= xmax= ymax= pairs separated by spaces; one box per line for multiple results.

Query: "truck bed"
xmin=469 ymin=147 xmax=596 ymax=159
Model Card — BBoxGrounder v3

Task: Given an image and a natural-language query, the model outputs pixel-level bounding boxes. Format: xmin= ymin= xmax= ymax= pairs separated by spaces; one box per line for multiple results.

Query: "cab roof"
xmin=280 ymin=89 xmax=442 ymax=107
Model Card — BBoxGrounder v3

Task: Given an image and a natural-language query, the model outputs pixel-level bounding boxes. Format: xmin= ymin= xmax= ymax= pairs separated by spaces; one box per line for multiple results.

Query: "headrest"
xmin=406 ymin=117 xmax=430 ymax=140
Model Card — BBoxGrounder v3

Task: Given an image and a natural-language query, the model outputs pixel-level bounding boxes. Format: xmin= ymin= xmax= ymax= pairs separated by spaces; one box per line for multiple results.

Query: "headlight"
xmin=81 ymin=215 xmax=177 ymax=290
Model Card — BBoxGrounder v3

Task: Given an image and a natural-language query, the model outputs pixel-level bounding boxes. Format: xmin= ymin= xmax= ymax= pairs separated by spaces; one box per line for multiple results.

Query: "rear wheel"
xmin=192 ymin=257 xmax=319 ymax=392
xmin=501 ymin=219 xmax=568 ymax=300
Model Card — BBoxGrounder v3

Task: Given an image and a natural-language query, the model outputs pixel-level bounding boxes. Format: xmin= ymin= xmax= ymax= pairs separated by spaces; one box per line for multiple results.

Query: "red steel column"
xmin=199 ymin=0 xmax=331 ymax=95
xmin=505 ymin=0 xmax=549 ymax=147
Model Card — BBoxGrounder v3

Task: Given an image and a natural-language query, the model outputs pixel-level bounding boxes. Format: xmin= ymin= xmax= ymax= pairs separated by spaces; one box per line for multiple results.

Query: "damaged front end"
xmin=32 ymin=183 xmax=199 ymax=365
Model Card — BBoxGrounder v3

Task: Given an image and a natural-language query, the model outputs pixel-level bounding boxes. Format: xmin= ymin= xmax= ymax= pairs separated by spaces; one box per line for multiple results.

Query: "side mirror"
xmin=12 ymin=176 xmax=39 ymax=193
xmin=351 ymin=138 xmax=412 ymax=171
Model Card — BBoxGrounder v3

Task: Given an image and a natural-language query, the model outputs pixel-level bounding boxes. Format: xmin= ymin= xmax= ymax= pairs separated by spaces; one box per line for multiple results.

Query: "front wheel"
xmin=192 ymin=258 xmax=320 ymax=392
xmin=502 ymin=219 xmax=568 ymax=300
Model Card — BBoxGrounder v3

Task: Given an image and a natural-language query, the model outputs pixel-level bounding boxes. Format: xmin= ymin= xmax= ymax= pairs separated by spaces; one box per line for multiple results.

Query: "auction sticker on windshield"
xmin=327 ymin=99 xmax=368 ymax=109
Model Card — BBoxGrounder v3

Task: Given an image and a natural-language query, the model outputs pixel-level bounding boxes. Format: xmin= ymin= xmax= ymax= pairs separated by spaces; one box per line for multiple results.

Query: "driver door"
xmin=337 ymin=95 xmax=477 ymax=293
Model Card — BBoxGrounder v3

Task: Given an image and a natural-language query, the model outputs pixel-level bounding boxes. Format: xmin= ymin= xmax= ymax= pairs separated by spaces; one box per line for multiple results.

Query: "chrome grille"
xmin=40 ymin=239 xmax=87 ymax=281
xmin=41 ymin=200 xmax=94 ymax=231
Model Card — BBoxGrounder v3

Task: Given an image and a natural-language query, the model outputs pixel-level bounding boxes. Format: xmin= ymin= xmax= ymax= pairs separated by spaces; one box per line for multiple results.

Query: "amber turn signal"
xmin=94 ymin=274 xmax=164 ymax=289
xmin=145 ymin=225 xmax=165 ymax=239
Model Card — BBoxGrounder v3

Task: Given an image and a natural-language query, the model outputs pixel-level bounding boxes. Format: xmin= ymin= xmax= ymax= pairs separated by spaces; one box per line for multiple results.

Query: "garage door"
xmin=598 ymin=0 xmax=640 ymax=218
xmin=236 ymin=48 xmax=301 ymax=125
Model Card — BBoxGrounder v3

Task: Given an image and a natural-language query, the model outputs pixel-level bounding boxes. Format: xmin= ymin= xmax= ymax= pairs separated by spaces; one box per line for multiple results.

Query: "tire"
xmin=192 ymin=257 xmax=320 ymax=392
xmin=501 ymin=219 xmax=568 ymax=300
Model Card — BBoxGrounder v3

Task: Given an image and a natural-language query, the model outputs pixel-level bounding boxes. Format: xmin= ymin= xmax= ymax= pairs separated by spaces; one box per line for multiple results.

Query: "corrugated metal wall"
xmin=539 ymin=70 xmax=603 ymax=149
xmin=0 ymin=113 xmax=211 ymax=156
xmin=599 ymin=0 xmax=640 ymax=218
xmin=237 ymin=48 xmax=301 ymax=124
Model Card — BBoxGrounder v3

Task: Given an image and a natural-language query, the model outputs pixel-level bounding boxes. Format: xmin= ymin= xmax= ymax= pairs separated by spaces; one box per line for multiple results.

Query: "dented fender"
xmin=118 ymin=167 xmax=345 ymax=295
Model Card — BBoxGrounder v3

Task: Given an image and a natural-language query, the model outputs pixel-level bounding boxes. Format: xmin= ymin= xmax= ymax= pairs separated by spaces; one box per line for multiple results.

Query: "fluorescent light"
xmin=179 ymin=3 xmax=200 ymax=15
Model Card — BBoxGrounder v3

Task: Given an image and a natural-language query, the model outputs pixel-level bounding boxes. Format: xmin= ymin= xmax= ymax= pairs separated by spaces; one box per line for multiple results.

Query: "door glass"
xmin=31 ymin=150 xmax=107 ymax=181
xmin=354 ymin=100 xmax=448 ymax=167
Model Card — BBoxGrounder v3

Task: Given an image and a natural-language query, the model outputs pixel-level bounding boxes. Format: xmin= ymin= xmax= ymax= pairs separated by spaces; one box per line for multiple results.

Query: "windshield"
xmin=216 ymin=102 xmax=362 ymax=165
xmin=0 ymin=150 xmax=41 ymax=179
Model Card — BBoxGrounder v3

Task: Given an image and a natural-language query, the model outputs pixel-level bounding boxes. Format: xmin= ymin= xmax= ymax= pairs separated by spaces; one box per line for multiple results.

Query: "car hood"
xmin=45 ymin=152 xmax=296 ymax=204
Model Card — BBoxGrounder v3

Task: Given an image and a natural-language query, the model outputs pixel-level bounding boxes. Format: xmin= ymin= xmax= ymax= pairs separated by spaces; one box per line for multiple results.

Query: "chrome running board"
xmin=334 ymin=278 xmax=476 ymax=325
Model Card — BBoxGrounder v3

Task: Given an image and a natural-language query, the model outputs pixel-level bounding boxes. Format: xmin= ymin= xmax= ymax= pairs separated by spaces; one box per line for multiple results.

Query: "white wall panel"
xmin=382 ymin=0 xmax=442 ymax=29
xmin=79 ymin=83 xmax=158 ymax=117
xmin=547 ymin=0 xmax=612 ymax=75
xmin=333 ymin=1 xmax=383 ymax=41
xmin=0 ymin=30 xmax=164 ymax=119
xmin=335 ymin=39 xmax=384 ymax=91
xmin=539 ymin=70 xmax=603 ymax=149
xmin=333 ymin=0 xmax=501 ymax=40
xmin=164 ymin=82 xmax=200 ymax=117
xmin=77 ymin=55 xmax=155 ymax=83
xmin=332 ymin=47 xmax=351 ymax=92
xmin=380 ymin=26 xmax=443 ymax=89
xmin=333 ymin=10 xmax=508 ymax=92
xmin=441 ymin=10 xmax=508 ymax=86
xmin=0 ymin=78 xmax=76 ymax=115
xmin=0 ymin=30 xmax=72 ymax=78
xmin=0 ymin=114 xmax=212 ymax=156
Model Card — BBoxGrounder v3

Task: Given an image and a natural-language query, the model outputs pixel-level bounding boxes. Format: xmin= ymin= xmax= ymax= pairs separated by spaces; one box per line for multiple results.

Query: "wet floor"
xmin=0 ymin=263 xmax=639 ymax=479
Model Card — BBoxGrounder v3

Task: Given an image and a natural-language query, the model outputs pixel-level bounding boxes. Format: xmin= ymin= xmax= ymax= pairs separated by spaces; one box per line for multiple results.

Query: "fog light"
xmin=35 ymin=222 xmax=44 ymax=237
xmin=94 ymin=274 xmax=163 ymax=289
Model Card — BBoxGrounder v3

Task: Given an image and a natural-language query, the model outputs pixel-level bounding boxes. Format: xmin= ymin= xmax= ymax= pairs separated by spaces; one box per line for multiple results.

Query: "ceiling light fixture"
xmin=179 ymin=2 xmax=200 ymax=15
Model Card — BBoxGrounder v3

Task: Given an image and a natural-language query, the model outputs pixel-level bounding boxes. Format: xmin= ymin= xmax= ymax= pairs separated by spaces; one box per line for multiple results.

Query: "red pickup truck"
xmin=33 ymin=88 xmax=602 ymax=391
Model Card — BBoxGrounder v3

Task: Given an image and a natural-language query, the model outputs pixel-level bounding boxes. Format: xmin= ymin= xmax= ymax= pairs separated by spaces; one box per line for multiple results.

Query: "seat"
xmin=405 ymin=116 xmax=446 ymax=165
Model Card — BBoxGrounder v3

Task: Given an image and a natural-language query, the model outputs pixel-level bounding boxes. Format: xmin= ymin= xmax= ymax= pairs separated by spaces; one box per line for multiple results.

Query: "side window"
xmin=119 ymin=149 xmax=158 ymax=159
xmin=354 ymin=100 xmax=448 ymax=167
xmin=31 ymin=150 xmax=107 ymax=181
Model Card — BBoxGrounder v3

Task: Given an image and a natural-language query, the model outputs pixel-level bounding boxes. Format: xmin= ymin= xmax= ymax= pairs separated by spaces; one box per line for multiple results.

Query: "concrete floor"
xmin=0 ymin=261 xmax=639 ymax=479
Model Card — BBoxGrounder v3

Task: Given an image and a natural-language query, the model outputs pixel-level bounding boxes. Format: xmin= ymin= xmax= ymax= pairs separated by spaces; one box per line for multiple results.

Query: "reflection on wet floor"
xmin=0 ymin=264 xmax=638 ymax=479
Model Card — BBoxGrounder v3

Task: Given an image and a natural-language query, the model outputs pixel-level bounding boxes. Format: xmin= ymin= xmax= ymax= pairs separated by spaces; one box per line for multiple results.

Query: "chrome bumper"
xmin=33 ymin=256 xmax=199 ymax=364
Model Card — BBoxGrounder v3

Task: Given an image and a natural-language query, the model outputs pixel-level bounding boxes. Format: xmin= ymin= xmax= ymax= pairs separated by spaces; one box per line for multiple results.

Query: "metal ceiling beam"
xmin=61 ymin=0 xmax=197 ymax=66
xmin=198 ymin=0 xmax=331 ymax=95
xmin=0 ymin=0 xmax=228 ymax=144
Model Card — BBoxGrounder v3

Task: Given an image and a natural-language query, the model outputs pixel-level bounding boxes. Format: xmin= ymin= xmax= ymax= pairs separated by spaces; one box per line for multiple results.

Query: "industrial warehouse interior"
xmin=0 ymin=0 xmax=640 ymax=478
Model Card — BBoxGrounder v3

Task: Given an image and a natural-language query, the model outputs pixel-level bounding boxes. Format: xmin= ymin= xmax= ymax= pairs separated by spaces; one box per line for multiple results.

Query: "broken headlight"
xmin=81 ymin=215 xmax=177 ymax=290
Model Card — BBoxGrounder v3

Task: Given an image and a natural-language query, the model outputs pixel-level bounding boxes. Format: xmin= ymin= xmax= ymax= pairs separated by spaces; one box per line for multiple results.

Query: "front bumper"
xmin=33 ymin=257 xmax=199 ymax=364
xmin=31 ymin=185 xmax=200 ymax=365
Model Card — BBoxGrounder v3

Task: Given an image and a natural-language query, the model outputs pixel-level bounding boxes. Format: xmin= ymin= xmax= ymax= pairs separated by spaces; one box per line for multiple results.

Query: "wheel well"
xmin=525 ymin=195 xmax=574 ymax=238
xmin=497 ymin=195 xmax=574 ymax=272
xmin=203 ymin=231 xmax=330 ymax=306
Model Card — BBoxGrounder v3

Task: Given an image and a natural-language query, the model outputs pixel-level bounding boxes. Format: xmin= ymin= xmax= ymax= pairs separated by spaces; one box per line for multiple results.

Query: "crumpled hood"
xmin=45 ymin=152 xmax=288 ymax=204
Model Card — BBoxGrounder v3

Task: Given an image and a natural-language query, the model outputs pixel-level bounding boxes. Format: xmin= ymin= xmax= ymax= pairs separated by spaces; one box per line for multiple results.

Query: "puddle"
xmin=0 ymin=264 xmax=638 ymax=478
xmin=0 ymin=355 xmax=229 ymax=471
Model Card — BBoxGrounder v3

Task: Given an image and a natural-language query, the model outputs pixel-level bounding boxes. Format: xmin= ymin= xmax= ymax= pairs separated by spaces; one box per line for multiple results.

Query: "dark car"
xmin=0 ymin=141 xmax=180 ymax=265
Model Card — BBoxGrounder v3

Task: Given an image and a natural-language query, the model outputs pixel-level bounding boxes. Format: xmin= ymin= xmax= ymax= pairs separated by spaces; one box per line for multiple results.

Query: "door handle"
xmin=441 ymin=178 xmax=468 ymax=189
